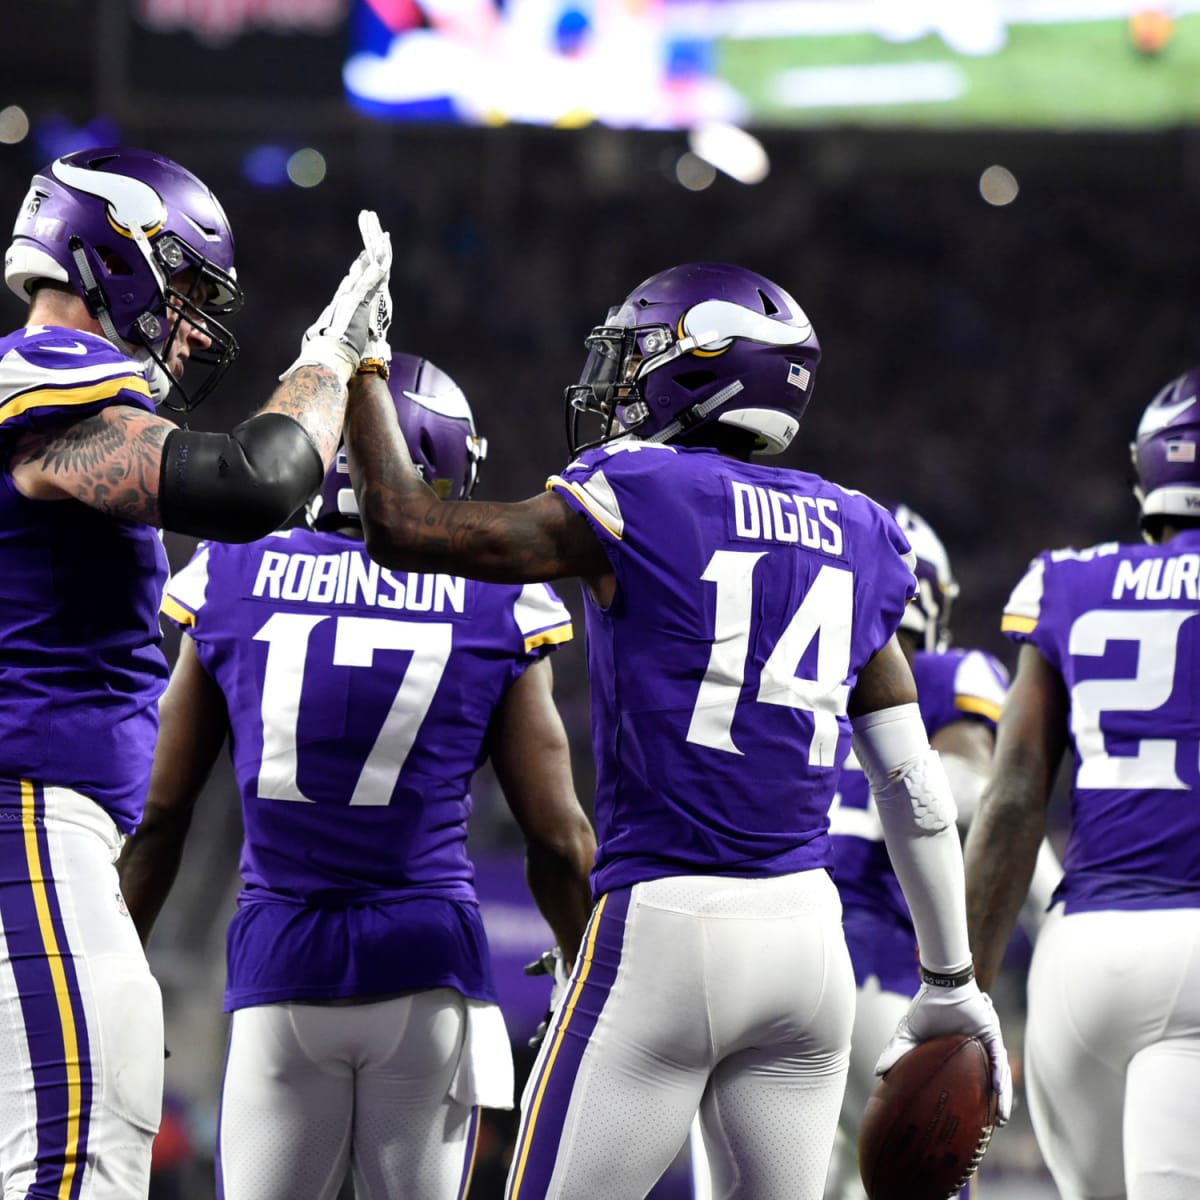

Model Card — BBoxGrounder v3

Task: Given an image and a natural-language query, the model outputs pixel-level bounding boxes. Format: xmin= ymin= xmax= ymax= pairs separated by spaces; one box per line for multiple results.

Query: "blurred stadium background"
xmin=7 ymin=1 xmax=1200 ymax=1195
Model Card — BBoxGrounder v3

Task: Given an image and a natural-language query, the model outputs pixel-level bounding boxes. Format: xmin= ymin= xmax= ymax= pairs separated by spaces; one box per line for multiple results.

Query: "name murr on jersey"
xmin=1112 ymin=554 xmax=1200 ymax=601
xmin=252 ymin=549 xmax=466 ymax=613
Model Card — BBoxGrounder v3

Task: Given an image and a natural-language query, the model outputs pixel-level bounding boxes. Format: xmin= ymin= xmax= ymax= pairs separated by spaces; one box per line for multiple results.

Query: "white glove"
xmin=875 ymin=979 xmax=1013 ymax=1125
xmin=523 ymin=946 xmax=571 ymax=1050
xmin=357 ymin=274 xmax=393 ymax=378
xmin=281 ymin=209 xmax=392 ymax=385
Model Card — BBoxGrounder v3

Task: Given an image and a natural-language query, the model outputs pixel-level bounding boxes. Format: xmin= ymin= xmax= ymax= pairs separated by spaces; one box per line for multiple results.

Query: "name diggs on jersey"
xmin=251 ymin=549 xmax=466 ymax=614
xmin=729 ymin=481 xmax=844 ymax=554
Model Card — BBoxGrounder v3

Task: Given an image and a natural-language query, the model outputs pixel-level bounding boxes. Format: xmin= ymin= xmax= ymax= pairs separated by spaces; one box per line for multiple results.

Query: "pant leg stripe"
xmin=455 ymin=1107 xmax=481 ymax=1200
xmin=508 ymin=888 xmax=630 ymax=1198
xmin=10 ymin=779 xmax=92 ymax=1200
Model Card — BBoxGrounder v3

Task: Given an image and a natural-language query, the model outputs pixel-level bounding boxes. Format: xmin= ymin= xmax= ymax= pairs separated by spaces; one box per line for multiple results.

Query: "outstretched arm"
xmin=10 ymin=363 xmax=345 ymax=537
xmin=487 ymin=657 xmax=596 ymax=966
xmin=344 ymin=372 xmax=610 ymax=585
xmin=11 ymin=211 xmax=390 ymax=542
xmin=964 ymin=642 xmax=1068 ymax=990
xmin=117 ymin=637 xmax=230 ymax=947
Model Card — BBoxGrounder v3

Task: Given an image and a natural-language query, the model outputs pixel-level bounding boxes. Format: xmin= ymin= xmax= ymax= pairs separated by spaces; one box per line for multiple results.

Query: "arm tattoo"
xmin=261 ymin=365 xmax=346 ymax=469
xmin=12 ymin=407 xmax=172 ymax=523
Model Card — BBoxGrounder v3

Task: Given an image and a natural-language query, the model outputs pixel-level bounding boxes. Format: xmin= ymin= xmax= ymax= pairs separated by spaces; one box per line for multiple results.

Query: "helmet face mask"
xmin=308 ymin=354 xmax=487 ymax=532
xmin=565 ymin=263 xmax=820 ymax=458
xmin=6 ymin=146 xmax=244 ymax=412
xmin=890 ymin=504 xmax=959 ymax=654
xmin=1130 ymin=368 xmax=1200 ymax=532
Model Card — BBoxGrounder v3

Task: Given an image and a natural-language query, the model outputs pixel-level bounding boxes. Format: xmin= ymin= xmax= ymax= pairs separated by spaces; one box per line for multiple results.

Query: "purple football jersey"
xmin=547 ymin=442 xmax=916 ymax=897
xmin=163 ymin=528 xmax=573 ymax=1009
xmin=1003 ymin=534 xmax=1200 ymax=912
xmin=830 ymin=648 xmax=1007 ymax=991
xmin=0 ymin=326 xmax=166 ymax=830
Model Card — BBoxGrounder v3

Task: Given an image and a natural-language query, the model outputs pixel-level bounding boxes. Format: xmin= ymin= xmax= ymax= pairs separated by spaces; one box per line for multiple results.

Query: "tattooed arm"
xmin=964 ymin=643 xmax=1068 ymax=990
xmin=344 ymin=371 xmax=610 ymax=588
xmin=10 ymin=405 xmax=173 ymax=522
xmin=9 ymin=364 xmax=346 ymax=536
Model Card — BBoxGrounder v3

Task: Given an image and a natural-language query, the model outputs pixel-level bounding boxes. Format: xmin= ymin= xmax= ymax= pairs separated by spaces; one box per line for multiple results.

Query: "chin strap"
xmin=646 ymin=380 xmax=745 ymax=444
xmin=68 ymin=237 xmax=176 ymax=408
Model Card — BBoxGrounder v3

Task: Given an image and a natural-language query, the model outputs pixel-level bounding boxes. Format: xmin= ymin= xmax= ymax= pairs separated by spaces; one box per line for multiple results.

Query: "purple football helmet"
xmin=1131 ymin=367 xmax=1200 ymax=526
xmin=565 ymin=262 xmax=820 ymax=456
xmin=5 ymin=145 xmax=243 ymax=412
xmin=308 ymin=353 xmax=487 ymax=531
xmin=890 ymin=504 xmax=959 ymax=653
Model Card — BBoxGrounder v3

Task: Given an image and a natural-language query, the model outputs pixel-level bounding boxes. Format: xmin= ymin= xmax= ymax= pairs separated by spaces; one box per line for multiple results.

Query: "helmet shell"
xmin=309 ymin=354 xmax=487 ymax=530
xmin=1131 ymin=367 xmax=1200 ymax=522
xmin=566 ymin=262 xmax=820 ymax=456
xmin=5 ymin=146 xmax=242 ymax=410
xmin=890 ymin=503 xmax=959 ymax=653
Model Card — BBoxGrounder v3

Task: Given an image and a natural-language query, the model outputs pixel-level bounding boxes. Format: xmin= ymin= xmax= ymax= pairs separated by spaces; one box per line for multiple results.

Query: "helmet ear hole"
xmin=420 ymin=430 xmax=437 ymax=473
xmin=96 ymin=246 xmax=134 ymax=277
xmin=674 ymin=369 xmax=717 ymax=392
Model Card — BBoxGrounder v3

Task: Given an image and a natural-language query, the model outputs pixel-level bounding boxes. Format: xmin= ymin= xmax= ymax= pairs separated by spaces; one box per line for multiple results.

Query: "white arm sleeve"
xmin=851 ymin=702 xmax=972 ymax=974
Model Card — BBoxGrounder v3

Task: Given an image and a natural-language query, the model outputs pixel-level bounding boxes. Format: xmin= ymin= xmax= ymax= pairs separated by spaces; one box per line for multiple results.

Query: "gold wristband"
xmin=356 ymin=357 xmax=390 ymax=381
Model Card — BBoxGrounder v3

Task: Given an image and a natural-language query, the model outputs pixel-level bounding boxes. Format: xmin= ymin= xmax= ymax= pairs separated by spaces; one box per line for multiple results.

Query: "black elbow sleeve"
xmin=159 ymin=413 xmax=324 ymax=542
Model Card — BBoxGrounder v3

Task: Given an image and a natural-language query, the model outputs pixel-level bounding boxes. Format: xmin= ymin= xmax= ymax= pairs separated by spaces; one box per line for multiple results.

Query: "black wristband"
xmin=920 ymin=963 xmax=976 ymax=988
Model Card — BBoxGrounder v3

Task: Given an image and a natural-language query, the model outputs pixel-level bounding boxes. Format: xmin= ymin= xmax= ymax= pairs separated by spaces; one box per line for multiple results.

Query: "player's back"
xmin=549 ymin=442 xmax=915 ymax=895
xmin=0 ymin=326 xmax=166 ymax=828
xmin=164 ymin=527 xmax=573 ymax=1007
xmin=1003 ymin=535 xmax=1200 ymax=910
xmin=164 ymin=528 xmax=571 ymax=903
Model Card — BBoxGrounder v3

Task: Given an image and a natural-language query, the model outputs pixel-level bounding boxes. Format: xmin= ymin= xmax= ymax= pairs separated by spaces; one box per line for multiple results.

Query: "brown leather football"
xmin=858 ymin=1033 xmax=998 ymax=1200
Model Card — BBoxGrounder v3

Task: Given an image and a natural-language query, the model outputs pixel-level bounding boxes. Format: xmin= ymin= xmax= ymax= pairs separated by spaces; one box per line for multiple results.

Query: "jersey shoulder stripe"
xmin=162 ymin=543 xmax=214 ymax=628
xmin=0 ymin=327 xmax=152 ymax=431
xmin=546 ymin=472 xmax=624 ymax=540
xmin=513 ymin=583 xmax=573 ymax=653
xmin=1001 ymin=555 xmax=1047 ymax=637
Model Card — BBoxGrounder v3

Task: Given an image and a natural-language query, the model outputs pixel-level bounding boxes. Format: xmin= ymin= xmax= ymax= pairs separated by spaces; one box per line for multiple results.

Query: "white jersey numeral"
xmin=253 ymin=612 xmax=453 ymax=805
xmin=686 ymin=552 xmax=853 ymax=760
xmin=1068 ymin=608 xmax=1192 ymax=790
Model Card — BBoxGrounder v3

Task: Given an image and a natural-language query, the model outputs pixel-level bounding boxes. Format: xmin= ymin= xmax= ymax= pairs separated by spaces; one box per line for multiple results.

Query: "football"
xmin=858 ymin=1033 xmax=998 ymax=1200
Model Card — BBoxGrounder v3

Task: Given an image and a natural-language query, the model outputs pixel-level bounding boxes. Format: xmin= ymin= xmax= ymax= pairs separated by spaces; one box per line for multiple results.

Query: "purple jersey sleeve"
xmin=1000 ymin=534 xmax=1200 ymax=912
xmin=547 ymin=443 xmax=916 ymax=895
xmin=0 ymin=326 xmax=154 ymax=438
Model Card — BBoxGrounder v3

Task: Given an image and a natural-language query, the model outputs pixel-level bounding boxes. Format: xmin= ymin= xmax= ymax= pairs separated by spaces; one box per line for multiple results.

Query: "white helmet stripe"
xmin=51 ymin=158 xmax=166 ymax=234
xmin=681 ymin=299 xmax=812 ymax=350
xmin=401 ymin=387 xmax=473 ymax=424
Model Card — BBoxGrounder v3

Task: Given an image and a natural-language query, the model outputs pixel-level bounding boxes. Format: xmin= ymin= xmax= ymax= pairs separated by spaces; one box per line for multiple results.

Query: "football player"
xmin=965 ymin=367 xmax=1200 ymax=1200
xmin=117 ymin=350 xmax=597 ymax=1200
xmin=824 ymin=505 xmax=1060 ymax=1200
xmin=0 ymin=146 xmax=387 ymax=1198
xmin=343 ymin=261 xmax=1013 ymax=1199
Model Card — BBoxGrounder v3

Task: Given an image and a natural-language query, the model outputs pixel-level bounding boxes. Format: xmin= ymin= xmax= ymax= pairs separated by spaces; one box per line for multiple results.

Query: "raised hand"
xmin=282 ymin=209 xmax=392 ymax=385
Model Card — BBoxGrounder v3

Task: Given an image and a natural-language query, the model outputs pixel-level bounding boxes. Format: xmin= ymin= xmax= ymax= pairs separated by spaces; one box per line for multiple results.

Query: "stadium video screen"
xmin=344 ymin=0 xmax=1200 ymax=129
